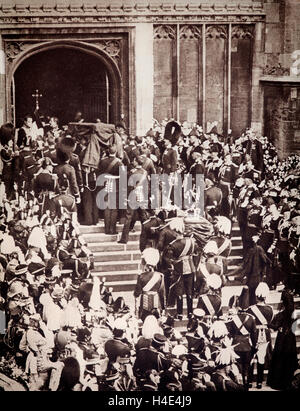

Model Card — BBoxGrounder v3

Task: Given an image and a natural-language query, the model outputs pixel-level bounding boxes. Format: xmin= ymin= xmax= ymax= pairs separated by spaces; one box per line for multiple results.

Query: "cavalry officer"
xmin=133 ymin=248 xmax=166 ymax=321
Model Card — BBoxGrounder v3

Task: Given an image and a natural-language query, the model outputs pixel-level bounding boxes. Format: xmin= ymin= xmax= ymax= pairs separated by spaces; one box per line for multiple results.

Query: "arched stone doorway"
xmin=7 ymin=41 xmax=122 ymax=127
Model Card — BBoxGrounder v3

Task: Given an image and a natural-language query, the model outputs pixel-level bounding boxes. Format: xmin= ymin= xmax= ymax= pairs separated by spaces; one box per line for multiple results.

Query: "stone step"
xmin=92 ymin=260 xmax=140 ymax=272
xmin=92 ymin=270 xmax=139 ymax=283
xmin=83 ymin=232 xmax=140 ymax=243
xmin=93 ymin=250 xmax=141 ymax=262
xmin=80 ymin=222 xmax=141 ymax=234
xmin=87 ymin=241 xmax=140 ymax=253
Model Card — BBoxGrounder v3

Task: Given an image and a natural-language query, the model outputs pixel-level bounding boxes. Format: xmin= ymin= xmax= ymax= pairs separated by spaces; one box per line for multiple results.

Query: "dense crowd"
xmin=0 ymin=112 xmax=299 ymax=391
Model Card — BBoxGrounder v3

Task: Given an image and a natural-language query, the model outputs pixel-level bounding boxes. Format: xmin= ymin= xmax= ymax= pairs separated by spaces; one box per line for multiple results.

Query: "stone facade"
xmin=0 ymin=0 xmax=299 ymax=156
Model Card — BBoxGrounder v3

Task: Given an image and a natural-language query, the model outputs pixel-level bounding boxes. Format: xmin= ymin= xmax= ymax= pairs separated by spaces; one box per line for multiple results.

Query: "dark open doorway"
xmin=14 ymin=47 xmax=113 ymax=127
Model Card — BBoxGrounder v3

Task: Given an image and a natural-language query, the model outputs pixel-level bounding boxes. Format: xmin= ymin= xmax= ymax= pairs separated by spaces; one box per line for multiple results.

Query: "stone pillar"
xmin=0 ymin=35 xmax=6 ymax=125
xmin=251 ymin=22 xmax=264 ymax=135
xmin=135 ymin=23 xmax=154 ymax=136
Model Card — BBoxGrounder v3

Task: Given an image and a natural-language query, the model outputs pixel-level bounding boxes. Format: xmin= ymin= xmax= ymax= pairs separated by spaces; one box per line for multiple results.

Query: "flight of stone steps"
xmin=80 ymin=220 xmax=300 ymax=364
xmin=80 ymin=221 xmax=244 ymax=293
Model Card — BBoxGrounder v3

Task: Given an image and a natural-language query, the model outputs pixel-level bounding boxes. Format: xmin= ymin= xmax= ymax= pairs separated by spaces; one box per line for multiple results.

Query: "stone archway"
xmin=6 ymin=40 xmax=122 ymax=126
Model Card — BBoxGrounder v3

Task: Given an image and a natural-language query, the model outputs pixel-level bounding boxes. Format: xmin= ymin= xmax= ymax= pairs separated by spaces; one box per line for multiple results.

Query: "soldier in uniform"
xmin=204 ymin=177 xmax=222 ymax=220
xmin=226 ymin=287 xmax=258 ymax=390
xmin=118 ymin=155 xmax=149 ymax=244
xmin=243 ymin=192 xmax=263 ymax=252
xmin=164 ymin=235 xmax=200 ymax=319
xmin=197 ymin=274 xmax=223 ymax=320
xmin=134 ymin=248 xmax=165 ymax=321
xmin=139 ymin=209 xmax=163 ymax=252
xmin=98 ymin=145 xmax=124 ymax=235
xmin=246 ymin=282 xmax=274 ymax=389
xmin=133 ymin=333 xmax=171 ymax=380
xmin=49 ymin=174 xmax=77 ymax=221
xmin=218 ymin=153 xmax=239 ymax=218
xmin=53 ymin=149 xmax=80 ymax=204
xmin=210 ymin=216 xmax=232 ymax=276
xmin=33 ymin=157 xmax=58 ymax=217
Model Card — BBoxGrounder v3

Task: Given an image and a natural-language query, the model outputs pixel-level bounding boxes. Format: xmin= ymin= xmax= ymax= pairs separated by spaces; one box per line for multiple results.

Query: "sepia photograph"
xmin=0 ymin=0 xmax=299 ymax=396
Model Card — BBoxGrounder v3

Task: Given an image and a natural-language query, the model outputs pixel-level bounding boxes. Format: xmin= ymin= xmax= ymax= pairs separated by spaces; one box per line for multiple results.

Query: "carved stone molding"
xmin=206 ymin=25 xmax=227 ymax=39
xmin=0 ymin=14 xmax=265 ymax=26
xmin=5 ymin=42 xmax=26 ymax=62
xmin=263 ymin=63 xmax=290 ymax=76
xmin=154 ymin=25 xmax=176 ymax=40
xmin=0 ymin=2 xmax=265 ymax=17
xmin=179 ymin=25 xmax=202 ymax=40
xmin=231 ymin=25 xmax=254 ymax=39
xmin=84 ymin=39 xmax=121 ymax=65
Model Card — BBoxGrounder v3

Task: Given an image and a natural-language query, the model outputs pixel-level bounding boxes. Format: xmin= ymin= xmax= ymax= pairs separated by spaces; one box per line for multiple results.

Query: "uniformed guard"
xmin=204 ymin=177 xmax=222 ymax=220
xmin=246 ymin=282 xmax=274 ymax=389
xmin=226 ymin=286 xmax=258 ymax=389
xmin=197 ymin=274 xmax=223 ymax=321
xmin=139 ymin=210 xmax=163 ymax=252
xmin=118 ymin=155 xmax=149 ymax=244
xmin=53 ymin=149 xmax=81 ymax=204
xmin=134 ymin=248 xmax=165 ymax=322
xmin=98 ymin=145 xmax=124 ymax=235
xmin=164 ymin=235 xmax=200 ymax=319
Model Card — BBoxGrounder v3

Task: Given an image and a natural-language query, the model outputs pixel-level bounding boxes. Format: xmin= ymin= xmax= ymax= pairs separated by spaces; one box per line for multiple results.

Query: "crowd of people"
xmin=0 ymin=111 xmax=299 ymax=391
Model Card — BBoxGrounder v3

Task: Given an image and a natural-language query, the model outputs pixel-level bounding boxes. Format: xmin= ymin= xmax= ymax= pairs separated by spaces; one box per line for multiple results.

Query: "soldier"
xmin=164 ymin=235 xmax=200 ymax=319
xmin=49 ymin=174 xmax=77 ymax=221
xmin=197 ymin=274 xmax=223 ymax=320
xmin=134 ymin=248 xmax=165 ymax=321
xmin=133 ymin=333 xmax=171 ymax=379
xmin=118 ymin=155 xmax=148 ymax=244
xmin=204 ymin=177 xmax=222 ymax=220
xmin=218 ymin=153 xmax=239 ymax=218
xmin=53 ymin=149 xmax=80 ymax=204
xmin=246 ymin=282 xmax=274 ymax=389
xmin=98 ymin=145 xmax=124 ymax=235
xmin=210 ymin=216 xmax=232 ymax=276
xmin=243 ymin=192 xmax=263 ymax=252
xmin=56 ymin=136 xmax=83 ymax=194
xmin=139 ymin=209 xmax=163 ymax=252
xmin=195 ymin=241 xmax=222 ymax=296
xmin=33 ymin=158 xmax=58 ymax=217
xmin=226 ymin=287 xmax=258 ymax=390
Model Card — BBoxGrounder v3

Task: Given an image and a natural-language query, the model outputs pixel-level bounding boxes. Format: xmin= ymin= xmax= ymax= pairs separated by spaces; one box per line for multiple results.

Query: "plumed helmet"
xmin=208 ymin=320 xmax=228 ymax=340
xmin=28 ymin=227 xmax=47 ymax=249
xmin=207 ymin=274 xmax=222 ymax=290
xmin=114 ymin=317 xmax=127 ymax=331
xmin=255 ymin=282 xmax=270 ymax=299
xmin=203 ymin=240 xmax=218 ymax=256
xmin=163 ymin=121 xmax=182 ymax=146
xmin=141 ymin=247 xmax=160 ymax=266
xmin=214 ymin=216 xmax=232 ymax=235
xmin=0 ymin=234 xmax=16 ymax=254
xmin=55 ymin=330 xmax=72 ymax=350
xmin=7 ymin=281 xmax=26 ymax=299
xmin=169 ymin=217 xmax=185 ymax=234
xmin=172 ymin=344 xmax=188 ymax=358
xmin=215 ymin=337 xmax=240 ymax=367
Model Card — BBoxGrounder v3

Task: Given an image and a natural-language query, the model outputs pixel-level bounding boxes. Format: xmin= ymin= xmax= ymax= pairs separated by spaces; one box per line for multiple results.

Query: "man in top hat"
xmin=246 ymin=282 xmax=274 ymax=389
xmin=98 ymin=145 xmax=124 ymax=235
xmin=226 ymin=286 xmax=258 ymax=389
xmin=164 ymin=234 xmax=200 ymax=319
xmin=134 ymin=248 xmax=165 ymax=322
